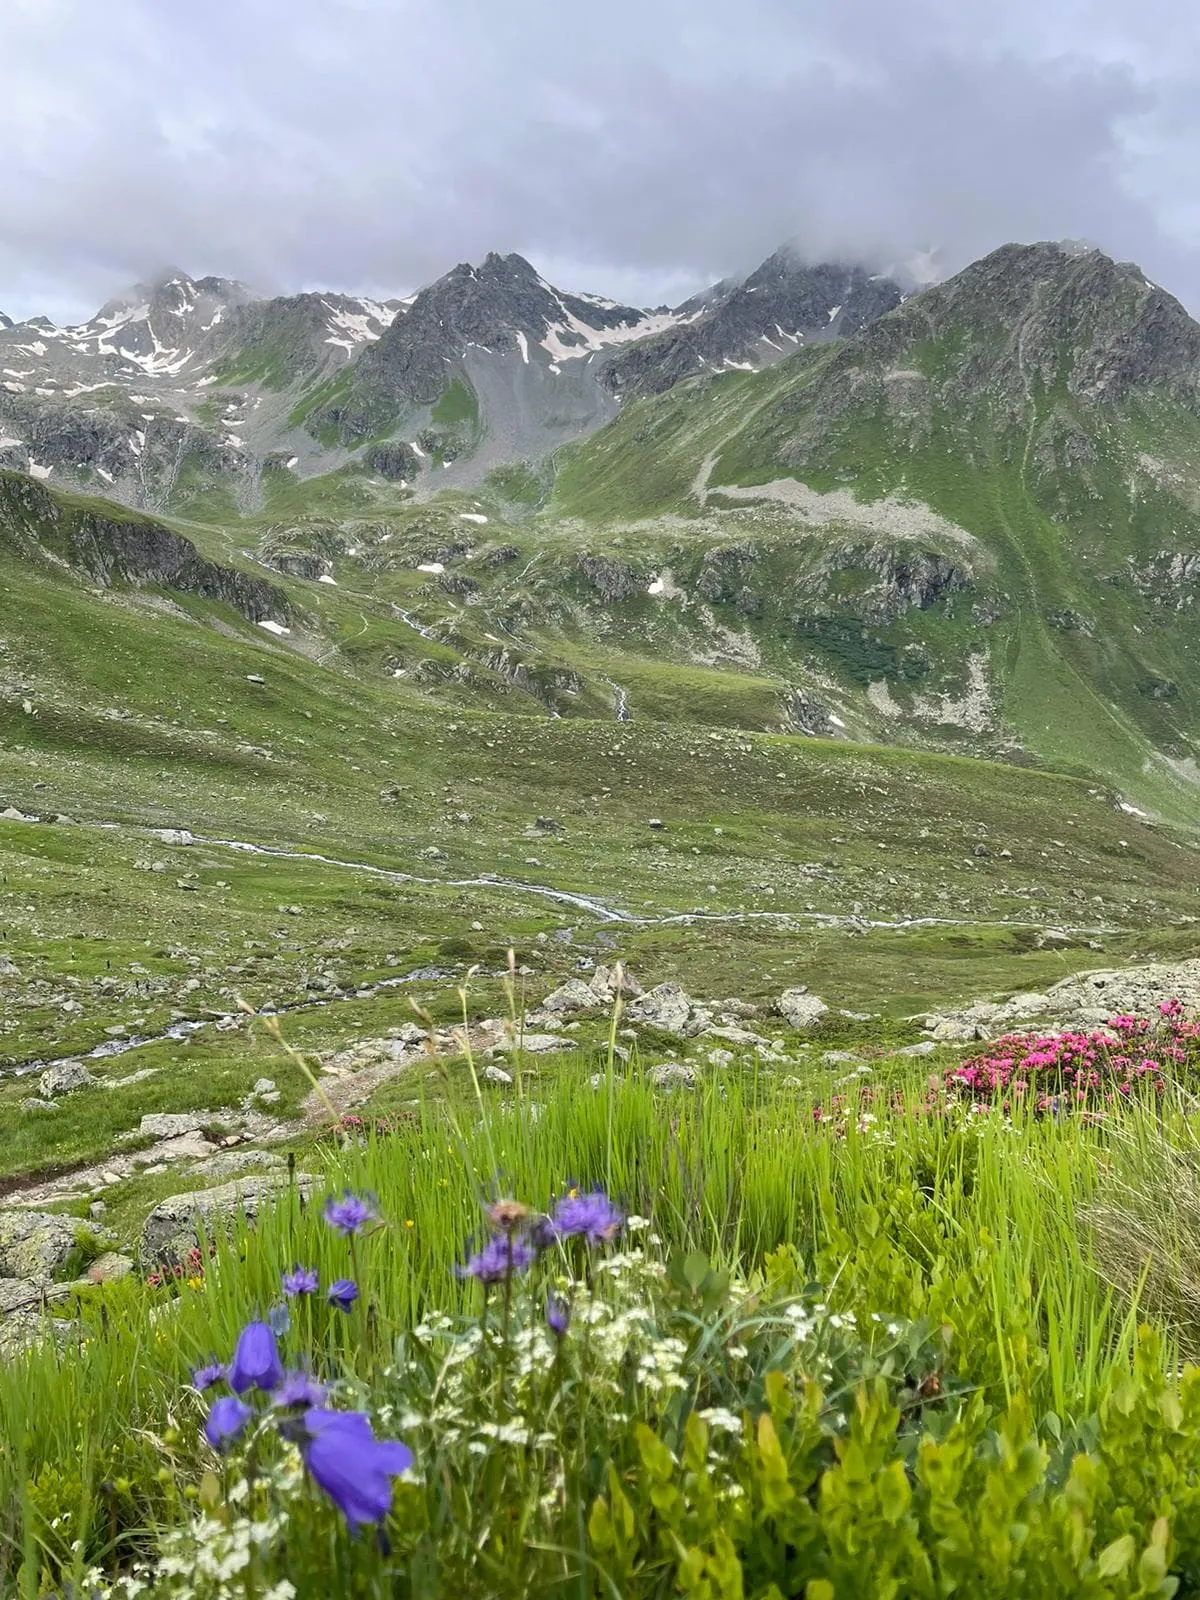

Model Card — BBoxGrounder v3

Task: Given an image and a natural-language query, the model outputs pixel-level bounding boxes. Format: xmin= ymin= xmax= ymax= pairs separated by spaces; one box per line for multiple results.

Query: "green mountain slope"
xmin=546 ymin=243 xmax=1200 ymax=817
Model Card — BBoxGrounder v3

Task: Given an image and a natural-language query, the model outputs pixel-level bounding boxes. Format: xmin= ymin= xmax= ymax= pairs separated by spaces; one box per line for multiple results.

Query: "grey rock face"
xmin=0 ymin=472 xmax=289 ymax=625
xmin=604 ymin=251 xmax=902 ymax=399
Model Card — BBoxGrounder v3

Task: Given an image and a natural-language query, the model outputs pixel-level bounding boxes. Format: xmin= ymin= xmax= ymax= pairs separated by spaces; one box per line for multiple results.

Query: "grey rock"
xmin=0 ymin=954 xmax=19 ymax=977
xmin=0 ymin=1279 xmax=50 ymax=1314
xmin=777 ymin=989 xmax=829 ymax=1030
xmin=481 ymin=1063 xmax=513 ymax=1085
xmin=38 ymin=1060 xmax=93 ymax=1098
xmin=540 ymin=978 xmax=602 ymax=1015
xmin=0 ymin=1211 xmax=97 ymax=1284
xmin=138 ymin=1112 xmax=207 ymax=1140
xmin=81 ymin=1252 xmax=134 ymax=1285
xmin=648 ymin=1062 xmax=697 ymax=1090
xmin=20 ymin=1097 xmax=59 ymax=1112
xmin=626 ymin=982 xmax=695 ymax=1034
xmin=140 ymin=1172 xmax=316 ymax=1265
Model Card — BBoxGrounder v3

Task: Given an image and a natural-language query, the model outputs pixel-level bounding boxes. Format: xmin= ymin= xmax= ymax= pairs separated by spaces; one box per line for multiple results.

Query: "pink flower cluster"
xmin=946 ymin=1000 xmax=1200 ymax=1112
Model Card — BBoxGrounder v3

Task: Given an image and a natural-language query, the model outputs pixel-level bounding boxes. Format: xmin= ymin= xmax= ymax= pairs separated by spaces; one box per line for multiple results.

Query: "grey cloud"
xmin=2 ymin=0 xmax=1200 ymax=320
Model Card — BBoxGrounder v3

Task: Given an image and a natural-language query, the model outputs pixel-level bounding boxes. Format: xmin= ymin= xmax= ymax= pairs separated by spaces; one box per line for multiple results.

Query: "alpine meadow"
xmin=13 ymin=90 xmax=1200 ymax=1595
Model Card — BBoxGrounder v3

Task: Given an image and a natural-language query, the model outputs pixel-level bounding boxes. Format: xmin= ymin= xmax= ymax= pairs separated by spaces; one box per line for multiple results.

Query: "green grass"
xmin=429 ymin=378 xmax=478 ymax=430
xmin=6 ymin=1058 xmax=1200 ymax=1592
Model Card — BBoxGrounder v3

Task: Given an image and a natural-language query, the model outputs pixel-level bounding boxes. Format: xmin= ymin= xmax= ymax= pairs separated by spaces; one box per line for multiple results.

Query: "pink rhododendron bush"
xmin=946 ymin=999 xmax=1199 ymax=1113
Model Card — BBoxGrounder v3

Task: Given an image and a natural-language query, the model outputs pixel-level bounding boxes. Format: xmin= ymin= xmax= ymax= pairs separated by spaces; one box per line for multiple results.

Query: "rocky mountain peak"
xmin=602 ymin=244 xmax=903 ymax=399
xmin=0 ymin=312 xmax=11 ymax=331
xmin=852 ymin=241 xmax=1200 ymax=410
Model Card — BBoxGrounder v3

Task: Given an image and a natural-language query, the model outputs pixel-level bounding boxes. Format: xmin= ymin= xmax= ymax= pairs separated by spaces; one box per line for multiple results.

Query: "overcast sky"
xmin=5 ymin=0 xmax=1200 ymax=322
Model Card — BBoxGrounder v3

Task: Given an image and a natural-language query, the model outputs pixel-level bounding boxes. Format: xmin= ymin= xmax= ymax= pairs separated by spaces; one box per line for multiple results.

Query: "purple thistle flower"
xmin=301 ymin=1408 xmax=412 ymax=1529
xmin=266 ymin=1302 xmax=291 ymax=1336
xmin=546 ymin=1293 xmax=571 ymax=1340
xmin=228 ymin=1320 xmax=284 ymax=1395
xmin=282 ymin=1266 xmax=320 ymax=1297
xmin=271 ymin=1370 xmax=328 ymax=1409
xmin=323 ymin=1190 xmax=378 ymax=1236
xmin=204 ymin=1395 xmax=253 ymax=1452
xmin=551 ymin=1189 xmax=624 ymax=1246
xmin=191 ymin=1361 xmax=226 ymax=1391
xmin=327 ymin=1277 xmax=359 ymax=1312
xmin=456 ymin=1234 xmax=535 ymax=1285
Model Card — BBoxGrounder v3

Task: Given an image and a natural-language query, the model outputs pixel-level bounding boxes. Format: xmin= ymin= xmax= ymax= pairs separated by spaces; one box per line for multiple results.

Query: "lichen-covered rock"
xmin=0 ymin=1211 xmax=90 ymax=1284
xmin=140 ymin=1173 xmax=316 ymax=1266
xmin=38 ymin=1060 xmax=94 ymax=1098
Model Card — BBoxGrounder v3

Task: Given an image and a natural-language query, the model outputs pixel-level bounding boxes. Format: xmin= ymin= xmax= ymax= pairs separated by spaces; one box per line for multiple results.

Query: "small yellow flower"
xmin=405 ymin=1219 xmax=415 ymax=1229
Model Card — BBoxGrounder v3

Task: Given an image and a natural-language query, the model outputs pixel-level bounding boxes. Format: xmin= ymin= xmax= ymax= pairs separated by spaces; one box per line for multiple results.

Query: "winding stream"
xmin=3 ymin=816 xmax=1120 ymax=1080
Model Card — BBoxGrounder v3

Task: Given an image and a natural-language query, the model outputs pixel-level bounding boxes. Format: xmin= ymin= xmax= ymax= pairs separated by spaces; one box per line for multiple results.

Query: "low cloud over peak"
xmin=4 ymin=0 xmax=1200 ymax=322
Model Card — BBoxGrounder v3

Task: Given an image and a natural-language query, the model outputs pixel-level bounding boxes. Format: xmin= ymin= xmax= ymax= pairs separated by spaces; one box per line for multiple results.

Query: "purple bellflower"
xmin=327 ymin=1277 xmax=359 ymax=1312
xmin=205 ymin=1396 xmax=253 ymax=1451
xmin=301 ymin=1408 xmax=412 ymax=1529
xmin=546 ymin=1293 xmax=571 ymax=1340
xmin=192 ymin=1361 xmax=226 ymax=1391
xmin=228 ymin=1320 xmax=284 ymax=1395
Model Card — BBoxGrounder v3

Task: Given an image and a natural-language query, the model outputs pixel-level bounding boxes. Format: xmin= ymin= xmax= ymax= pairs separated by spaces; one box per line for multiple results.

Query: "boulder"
xmin=83 ymin=1252 xmax=134 ymax=1285
xmin=777 ymin=989 xmax=829 ymax=1030
xmin=648 ymin=1062 xmax=697 ymax=1090
xmin=140 ymin=1172 xmax=316 ymax=1266
xmin=481 ymin=1064 xmax=513 ymax=1085
xmin=626 ymin=982 xmax=694 ymax=1034
xmin=138 ymin=1112 xmax=208 ymax=1140
xmin=539 ymin=978 xmax=602 ymax=1015
xmin=20 ymin=1098 xmax=58 ymax=1113
xmin=38 ymin=1060 xmax=93 ymax=1098
xmin=0 ymin=1211 xmax=93 ymax=1284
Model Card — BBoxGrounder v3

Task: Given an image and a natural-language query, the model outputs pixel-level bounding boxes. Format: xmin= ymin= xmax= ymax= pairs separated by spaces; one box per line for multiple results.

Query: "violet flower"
xmin=546 ymin=1293 xmax=571 ymax=1340
xmin=327 ymin=1277 xmax=359 ymax=1312
xmin=301 ymin=1408 xmax=412 ymax=1529
xmin=551 ymin=1189 xmax=624 ymax=1246
xmin=282 ymin=1266 xmax=320 ymax=1296
xmin=191 ymin=1361 xmax=226 ymax=1391
xmin=228 ymin=1320 xmax=284 ymax=1395
xmin=456 ymin=1234 xmax=534 ymax=1285
xmin=271 ymin=1370 xmax=328 ymax=1409
xmin=205 ymin=1396 xmax=253 ymax=1452
xmin=324 ymin=1190 xmax=378 ymax=1236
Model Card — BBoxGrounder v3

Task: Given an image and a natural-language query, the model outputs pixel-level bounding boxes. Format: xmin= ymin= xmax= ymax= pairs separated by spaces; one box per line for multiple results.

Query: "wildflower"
xmin=457 ymin=1234 xmax=535 ymax=1285
xmin=551 ymin=1189 xmax=624 ymax=1245
xmin=327 ymin=1278 xmax=359 ymax=1312
xmin=324 ymin=1190 xmax=378 ymax=1236
xmin=301 ymin=1408 xmax=412 ymax=1529
xmin=486 ymin=1198 xmax=530 ymax=1233
xmin=204 ymin=1396 xmax=253 ymax=1452
xmin=546 ymin=1293 xmax=571 ymax=1340
xmin=191 ymin=1362 xmax=226 ymax=1391
xmin=267 ymin=1303 xmax=291 ymax=1336
xmin=282 ymin=1266 xmax=319 ymax=1297
xmin=228 ymin=1321 xmax=284 ymax=1396
xmin=272 ymin=1371 xmax=328 ymax=1409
